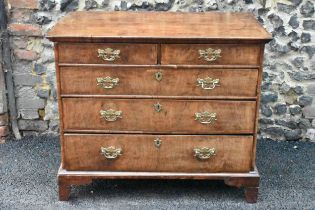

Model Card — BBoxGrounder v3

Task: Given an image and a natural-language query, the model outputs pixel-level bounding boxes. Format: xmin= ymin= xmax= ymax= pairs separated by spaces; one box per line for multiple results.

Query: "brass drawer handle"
xmin=100 ymin=146 xmax=122 ymax=160
xmin=195 ymin=111 xmax=217 ymax=124
xmin=198 ymin=48 xmax=221 ymax=62
xmin=97 ymin=48 xmax=120 ymax=61
xmin=194 ymin=147 xmax=216 ymax=160
xmin=100 ymin=109 xmax=122 ymax=122
xmin=96 ymin=76 xmax=119 ymax=89
xmin=197 ymin=77 xmax=220 ymax=90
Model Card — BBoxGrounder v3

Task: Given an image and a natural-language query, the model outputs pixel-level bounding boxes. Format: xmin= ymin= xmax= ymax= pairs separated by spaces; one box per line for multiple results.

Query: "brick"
xmin=10 ymin=8 xmax=33 ymax=23
xmin=0 ymin=114 xmax=9 ymax=126
xmin=18 ymin=119 xmax=48 ymax=131
xmin=8 ymin=23 xmax=42 ymax=36
xmin=303 ymin=106 xmax=315 ymax=119
xmin=0 ymin=126 xmax=9 ymax=137
xmin=8 ymin=0 xmax=38 ymax=9
xmin=14 ymin=49 xmax=38 ymax=61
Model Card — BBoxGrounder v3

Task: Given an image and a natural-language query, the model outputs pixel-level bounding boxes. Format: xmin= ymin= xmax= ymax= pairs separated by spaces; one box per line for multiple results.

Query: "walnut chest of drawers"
xmin=47 ymin=11 xmax=271 ymax=203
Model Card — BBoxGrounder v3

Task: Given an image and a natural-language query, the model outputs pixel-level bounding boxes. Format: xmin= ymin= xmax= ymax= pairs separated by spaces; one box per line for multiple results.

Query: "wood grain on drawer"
xmin=63 ymin=134 xmax=253 ymax=172
xmin=58 ymin=43 xmax=157 ymax=64
xmin=60 ymin=66 xmax=258 ymax=98
xmin=161 ymin=44 xmax=261 ymax=65
xmin=62 ymin=98 xmax=256 ymax=134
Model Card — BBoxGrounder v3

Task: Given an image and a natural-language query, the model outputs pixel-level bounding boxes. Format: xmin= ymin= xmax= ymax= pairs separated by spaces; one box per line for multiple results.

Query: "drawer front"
xmin=60 ymin=66 xmax=258 ymax=97
xmin=58 ymin=43 xmax=157 ymax=64
xmin=161 ymin=44 xmax=261 ymax=65
xmin=63 ymin=134 xmax=253 ymax=172
xmin=62 ymin=98 xmax=256 ymax=134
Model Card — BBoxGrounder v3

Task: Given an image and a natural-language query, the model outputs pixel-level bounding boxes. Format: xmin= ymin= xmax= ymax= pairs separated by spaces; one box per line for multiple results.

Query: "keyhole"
xmin=154 ymin=103 xmax=162 ymax=112
xmin=155 ymin=71 xmax=163 ymax=81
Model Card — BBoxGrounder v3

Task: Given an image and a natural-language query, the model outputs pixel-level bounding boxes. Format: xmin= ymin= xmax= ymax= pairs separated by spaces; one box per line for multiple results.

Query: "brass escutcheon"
xmin=155 ymin=71 xmax=163 ymax=81
xmin=154 ymin=102 xmax=162 ymax=112
xmin=96 ymin=76 xmax=119 ymax=89
xmin=100 ymin=109 xmax=122 ymax=122
xmin=196 ymin=77 xmax=220 ymax=90
xmin=194 ymin=147 xmax=216 ymax=160
xmin=97 ymin=48 xmax=120 ymax=61
xmin=154 ymin=137 xmax=162 ymax=148
xmin=100 ymin=146 xmax=122 ymax=160
xmin=198 ymin=48 xmax=221 ymax=62
xmin=195 ymin=111 xmax=217 ymax=124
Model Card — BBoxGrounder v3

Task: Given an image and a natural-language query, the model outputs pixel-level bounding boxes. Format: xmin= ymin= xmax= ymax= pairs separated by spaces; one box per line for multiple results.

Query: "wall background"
xmin=1 ymin=0 xmax=314 ymax=141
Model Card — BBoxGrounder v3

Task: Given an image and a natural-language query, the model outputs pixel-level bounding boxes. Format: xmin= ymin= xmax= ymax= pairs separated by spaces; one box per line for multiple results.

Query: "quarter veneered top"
xmin=47 ymin=11 xmax=272 ymax=43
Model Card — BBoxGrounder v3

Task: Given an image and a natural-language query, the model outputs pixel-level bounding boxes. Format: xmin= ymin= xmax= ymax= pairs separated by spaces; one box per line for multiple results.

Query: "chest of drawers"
xmin=48 ymin=12 xmax=271 ymax=203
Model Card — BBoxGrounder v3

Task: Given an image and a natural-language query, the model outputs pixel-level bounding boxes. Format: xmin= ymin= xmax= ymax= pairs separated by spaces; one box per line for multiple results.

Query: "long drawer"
xmin=62 ymin=98 xmax=256 ymax=134
xmin=63 ymin=134 xmax=254 ymax=172
xmin=161 ymin=44 xmax=261 ymax=65
xmin=58 ymin=43 xmax=157 ymax=64
xmin=60 ymin=66 xmax=258 ymax=97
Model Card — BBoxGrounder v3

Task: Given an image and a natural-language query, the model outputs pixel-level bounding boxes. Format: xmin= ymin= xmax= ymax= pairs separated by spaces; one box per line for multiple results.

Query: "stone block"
xmin=8 ymin=23 xmax=42 ymax=37
xmin=306 ymin=84 xmax=315 ymax=96
xmin=17 ymin=98 xmax=45 ymax=109
xmin=18 ymin=119 xmax=48 ymax=131
xmin=303 ymin=106 xmax=315 ymax=119
xmin=274 ymin=103 xmax=287 ymax=115
xmin=305 ymin=129 xmax=315 ymax=142
xmin=49 ymin=120 xmax=59 ymax=132
xmin=284 ymin=129 xmax=302 ymax=141
xmin=11 ymin=37 xmax=29 ymax=49
xmin=39 ymin=0 xmax=57 ymax=11
xmin=303 ymin=20 xmax=315 ymax=30
xmin=60 ymin=0 xmax=79 ymax=11
xmin=14 ymin=74 xmax=41 ymax=86
xmin=12 ymin=61 xmax=33 ymax=74
xmin=8 ymin=0 xmax=38 ymax=9
xmin=18 ymin=109 xmax=39 ymax=119
xmin=34 ymin=64 xmax=46 ymax=75
xmin=300 ymin=1 xmax=314 ymax=17
xmin=299 ymin=118 xmax=312 ymax=129
xmin=289 ymin=105 xmax=302 ymax=115
xmin=261 ymin=92 xmax=278 ymax=104
xmin=298 ymin=95 xmax=313 ymax=106
xmin=22 ymin=131 xmax=39 ymax=136
xmin=37 ymin=89 xmax=50 ymax=98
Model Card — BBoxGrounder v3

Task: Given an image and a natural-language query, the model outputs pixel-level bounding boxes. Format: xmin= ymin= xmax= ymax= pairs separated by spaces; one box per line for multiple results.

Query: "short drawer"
xmin=63 ymin=134 xmax=253 ymax=172
xmin=161 ymin=44 xmax=261 ymax=65
xmin=58 ymin=43 xmax=157 ymax=64
xmin=62 ymin=98 xmax=256 ymax=134
xmin=60 ymin=66 xmax=258 ymax=98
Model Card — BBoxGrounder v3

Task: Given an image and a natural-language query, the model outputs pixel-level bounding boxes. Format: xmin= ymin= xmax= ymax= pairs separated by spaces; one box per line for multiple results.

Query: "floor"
xmin=0 ymin=135 xmax=314 ymax=210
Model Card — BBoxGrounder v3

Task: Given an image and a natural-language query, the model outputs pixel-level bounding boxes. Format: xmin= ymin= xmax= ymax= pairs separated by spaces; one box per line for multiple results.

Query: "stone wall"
xmin=4 ymin=0 xmax=315 ymax=141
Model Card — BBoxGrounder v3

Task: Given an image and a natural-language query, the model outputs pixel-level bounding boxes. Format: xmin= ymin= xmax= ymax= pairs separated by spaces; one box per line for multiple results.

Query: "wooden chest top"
xmin=47 ymin=12 xmax=272 ymax=43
